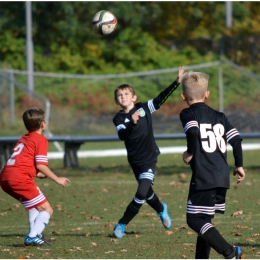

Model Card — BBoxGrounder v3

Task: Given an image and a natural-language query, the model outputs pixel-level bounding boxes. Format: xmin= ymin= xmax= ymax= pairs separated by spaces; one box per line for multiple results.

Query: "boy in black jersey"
xmin=112 ymin=66 xmax=185 ymax=238
xmin=180 ymin=71 xmax=246 ymax=259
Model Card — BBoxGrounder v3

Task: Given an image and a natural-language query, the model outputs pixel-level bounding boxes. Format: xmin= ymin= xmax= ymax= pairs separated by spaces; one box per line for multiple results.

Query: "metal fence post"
xmin=218 ymin=61 xmax=224 ymax=112
xmin=9 ymin=69 xmax=15 ymax=125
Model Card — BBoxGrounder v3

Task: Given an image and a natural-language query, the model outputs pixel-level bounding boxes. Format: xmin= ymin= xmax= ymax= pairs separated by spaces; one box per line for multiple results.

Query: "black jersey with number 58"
xmin=180 ymin=102 xmax=241 ymax=190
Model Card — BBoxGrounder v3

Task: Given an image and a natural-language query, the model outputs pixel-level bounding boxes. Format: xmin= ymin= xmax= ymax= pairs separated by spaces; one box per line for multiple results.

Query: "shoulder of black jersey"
xmin=135 ymin=102 xmax=143 ymax=108
xmin=180 ymin=107 xmax=190 ymax=113
xmin=113 ymin=111 xmax=124 ymax=121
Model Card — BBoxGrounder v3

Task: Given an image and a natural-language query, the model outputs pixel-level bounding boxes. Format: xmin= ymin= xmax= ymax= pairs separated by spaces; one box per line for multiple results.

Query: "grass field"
xmin=1 ymin=148 xmax=260 ymax=259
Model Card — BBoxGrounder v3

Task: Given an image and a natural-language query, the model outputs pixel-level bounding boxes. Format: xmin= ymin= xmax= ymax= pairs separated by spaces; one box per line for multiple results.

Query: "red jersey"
xmin=0 ymin=132 xmax=48 ymax=181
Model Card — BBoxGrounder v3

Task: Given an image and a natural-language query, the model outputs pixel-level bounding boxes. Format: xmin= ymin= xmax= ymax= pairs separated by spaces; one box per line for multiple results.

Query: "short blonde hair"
xmin=181 ymin=72 xmax=209 ymax=101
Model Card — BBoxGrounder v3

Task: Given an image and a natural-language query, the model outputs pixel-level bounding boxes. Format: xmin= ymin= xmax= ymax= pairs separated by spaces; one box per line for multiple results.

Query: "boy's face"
xmin=116 ymin=88 xmax=137 ymax=108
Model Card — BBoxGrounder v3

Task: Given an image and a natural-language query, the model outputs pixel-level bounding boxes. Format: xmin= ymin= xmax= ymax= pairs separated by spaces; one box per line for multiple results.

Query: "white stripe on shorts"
xmin=21 ymin=189 xmax=46 ymax=209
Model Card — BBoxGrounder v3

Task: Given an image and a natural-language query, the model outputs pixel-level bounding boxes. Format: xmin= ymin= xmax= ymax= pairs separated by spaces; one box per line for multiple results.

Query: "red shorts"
xmin=1 ymin=179 xmax=47 ymax=210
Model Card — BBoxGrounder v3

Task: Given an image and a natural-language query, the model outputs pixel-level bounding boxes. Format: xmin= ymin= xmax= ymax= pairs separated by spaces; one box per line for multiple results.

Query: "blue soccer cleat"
xmin=233 ymin=246 xmax=243 ymax=259
xmin=157 ymin=202 xmax=171 ymax=229
xmin=24 ymin=235 xmax=51 ymax=246
xmin=225 ymin=246 xmax=244 ymax=259
xmin=113 ymin=223 xmax=126 ymax=238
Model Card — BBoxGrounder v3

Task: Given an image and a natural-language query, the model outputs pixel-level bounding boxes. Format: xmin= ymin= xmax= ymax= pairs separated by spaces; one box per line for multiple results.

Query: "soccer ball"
xmin=92 ymin=10 xmax=117 ymax=35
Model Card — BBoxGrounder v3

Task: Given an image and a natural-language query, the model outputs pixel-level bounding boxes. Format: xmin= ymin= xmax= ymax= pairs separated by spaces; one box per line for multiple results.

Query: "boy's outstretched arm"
xmin=177 ymin=66 xmax=186 ymax=83
xmin=152 ymin=66 xmax=185 ymax=110
xmin=36 ymin=164 xmax=70 ymax=187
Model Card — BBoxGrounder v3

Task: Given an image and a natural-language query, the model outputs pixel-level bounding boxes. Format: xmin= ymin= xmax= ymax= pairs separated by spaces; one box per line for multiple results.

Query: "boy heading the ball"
xmin=180 ymin=72 xmax=245 ymax=259
xmin=0 ymin=107 xmax=70 ymax=246
xmin=112 ymin=66 xmax=185 ymax=238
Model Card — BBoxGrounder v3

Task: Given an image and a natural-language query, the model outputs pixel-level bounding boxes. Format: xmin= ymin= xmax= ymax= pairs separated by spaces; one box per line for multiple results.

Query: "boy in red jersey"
xmin=0 ymin=107 xmax=70 ymax=246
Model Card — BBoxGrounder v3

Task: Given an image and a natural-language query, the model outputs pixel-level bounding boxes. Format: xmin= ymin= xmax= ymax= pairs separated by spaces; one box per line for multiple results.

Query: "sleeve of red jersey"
xmin=35 ymin=136 xmax=49 ymax=166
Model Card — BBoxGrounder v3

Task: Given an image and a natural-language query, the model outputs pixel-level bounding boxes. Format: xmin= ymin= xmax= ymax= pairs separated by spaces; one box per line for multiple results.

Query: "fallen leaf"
xmin=165 ymin=230 xmax=174 ymax=235
xmin=178 ymin=173 xmax=187 ymax=183
xmin=235 ymin=225 xmax=248 ymax=229
xmin=86 ymin=216 xmax=102 ymax=220
xmin=105 ymin=250 xmax=115 ymax=254
xmin=121 ymin=249 xmax=127 ymax=252
xmin=231 ymin=210 xmax=243 ymax=217
xmin=246 ymin=238 xmax=256 ymax=242
xmin=55 ymin=204 xmax=63 ymax=210
xmin=158 ymin=192 xmax=170 ymax=196
xmin=183 ymin=243 xmax=195 ymax=246
xmin=252 ymin=233 xmax=260 ymax=237
xmin=91 ymin=242 xmax=97 ymax=246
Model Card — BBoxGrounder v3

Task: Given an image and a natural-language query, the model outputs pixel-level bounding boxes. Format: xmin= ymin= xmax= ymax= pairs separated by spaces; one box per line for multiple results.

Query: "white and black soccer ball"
xmin=92 ymin=10 xmax=117 ymax=35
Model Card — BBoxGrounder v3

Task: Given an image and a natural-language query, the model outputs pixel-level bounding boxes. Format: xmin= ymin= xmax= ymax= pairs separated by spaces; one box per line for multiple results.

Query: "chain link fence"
xmin=1 ymin=60 xmax=260 ymax=136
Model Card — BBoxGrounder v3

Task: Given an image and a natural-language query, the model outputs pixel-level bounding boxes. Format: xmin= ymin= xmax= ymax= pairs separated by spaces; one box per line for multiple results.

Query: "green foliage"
xmin=0 ymin=30 xmax=26 ymax=70
xmin=0 ymin=1 xmax=258 ymax=74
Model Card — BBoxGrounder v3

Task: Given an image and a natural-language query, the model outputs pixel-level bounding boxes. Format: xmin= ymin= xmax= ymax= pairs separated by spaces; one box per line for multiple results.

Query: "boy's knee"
xmin=136 ymin=179 xmax=152 ymax=200
xmin=37 ymin=202 xmax=53 ymax=216
xmin=135 ymin=189 xmax=147 ymax=200
xmin=186 ymin=215 xmax=206 ymax=234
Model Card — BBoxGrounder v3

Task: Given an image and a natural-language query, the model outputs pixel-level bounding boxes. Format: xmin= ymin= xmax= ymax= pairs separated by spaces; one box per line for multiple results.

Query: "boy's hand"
xmin=56 ymin=177 xmax=70 ymax=187
xmin=177 ymin=66 xmax=186 ymax=83
xmin=36 ymin=172 xmax=47 ymax=179
xmin=182 ymin=151 xmax=193 ymax=165
xmin=233 ymin=167 xmax=245 ymax=184
xmin=131 ymin=111 xmax=140 ymax=124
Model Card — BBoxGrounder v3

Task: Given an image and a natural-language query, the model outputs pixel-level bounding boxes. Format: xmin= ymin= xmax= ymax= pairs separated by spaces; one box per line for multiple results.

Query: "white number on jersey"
xmin=6 ymin=143 xmax=25 ymax=165
xmin=200 ymin=123 xmax=226 ymax=153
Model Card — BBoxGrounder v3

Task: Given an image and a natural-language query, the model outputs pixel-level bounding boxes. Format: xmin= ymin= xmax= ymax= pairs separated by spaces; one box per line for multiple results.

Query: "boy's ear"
xmin=181 ymin=93 xmax=186 ymax=101
xmin=40 ymin=121 xmax=45 ymax=130
xmin=205 ymin=90 xmax=210 ymax=99
xmin=132 ymin=94 xmax=137 ymax=102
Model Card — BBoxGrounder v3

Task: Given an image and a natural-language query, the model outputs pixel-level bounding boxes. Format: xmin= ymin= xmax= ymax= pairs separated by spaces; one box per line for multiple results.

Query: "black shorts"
xmin=187 ymin=183 xmax=227 ymax=218
xmin=130 ymin=160 xmax=157 ymax=184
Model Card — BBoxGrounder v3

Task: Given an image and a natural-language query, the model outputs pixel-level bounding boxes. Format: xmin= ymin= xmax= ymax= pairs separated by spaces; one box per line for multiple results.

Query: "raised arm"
xmin=152 ymin=66 xmax=185 ymax=111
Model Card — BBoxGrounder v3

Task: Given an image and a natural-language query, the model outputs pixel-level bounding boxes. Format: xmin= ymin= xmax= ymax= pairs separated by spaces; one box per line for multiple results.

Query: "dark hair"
xmin=114 ymin=84 xmax=136 ymax=102
xmin=22 ymin=107 xmax=45 ymax=132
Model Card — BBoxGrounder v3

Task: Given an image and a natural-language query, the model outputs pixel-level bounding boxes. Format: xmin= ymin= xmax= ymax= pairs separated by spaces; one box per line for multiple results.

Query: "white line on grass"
xmin=47 ymin=143 xmax=260 ymax=159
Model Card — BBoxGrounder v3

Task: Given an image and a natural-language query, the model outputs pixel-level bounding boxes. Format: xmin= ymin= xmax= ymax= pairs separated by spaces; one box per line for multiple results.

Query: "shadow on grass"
xmin=53 ymin=163 xmax=260 ymax=178
xmin=107 ymin=231 xmax=141 ymax=238
xmin=55 ymin=164 xmax=191 ymax=178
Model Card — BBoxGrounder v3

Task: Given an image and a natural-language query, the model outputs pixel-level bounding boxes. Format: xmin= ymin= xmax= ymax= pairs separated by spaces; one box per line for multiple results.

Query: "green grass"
xmin=1 ymin=149 xmax=260 ymax=259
